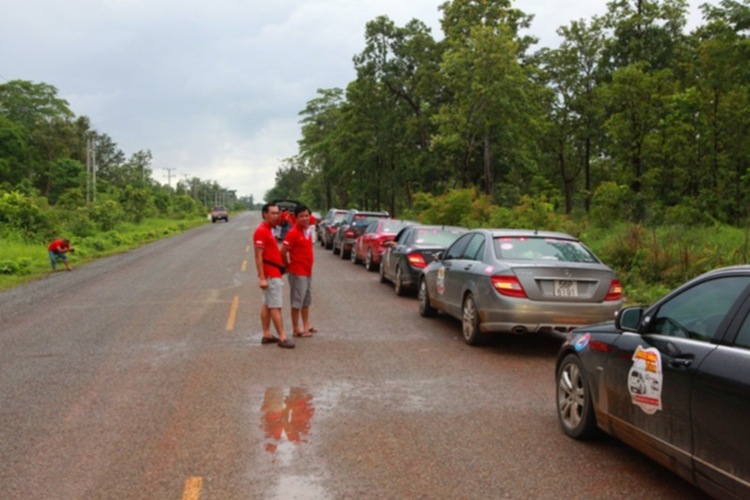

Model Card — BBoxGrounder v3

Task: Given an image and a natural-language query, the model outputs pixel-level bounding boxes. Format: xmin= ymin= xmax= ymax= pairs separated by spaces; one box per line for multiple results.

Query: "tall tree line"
xmin=280 ymin=0 xmax=750 ymax=226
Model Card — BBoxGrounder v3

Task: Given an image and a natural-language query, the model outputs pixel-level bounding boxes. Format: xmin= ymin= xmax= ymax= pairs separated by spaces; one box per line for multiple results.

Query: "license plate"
xmin=555 ymin=280 xmax=578 ymax=297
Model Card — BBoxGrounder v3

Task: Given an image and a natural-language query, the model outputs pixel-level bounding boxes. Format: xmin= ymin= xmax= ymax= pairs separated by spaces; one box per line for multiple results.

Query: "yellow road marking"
xmin=246 ymin=244 xmax=250 ymax=252
xmin=241 ymin=260 xmax=247 ymax=272
xmin=226 ymin=295 xmax=239 ymax=331
xmin=182 ymin=476 xmax=202 ymax=500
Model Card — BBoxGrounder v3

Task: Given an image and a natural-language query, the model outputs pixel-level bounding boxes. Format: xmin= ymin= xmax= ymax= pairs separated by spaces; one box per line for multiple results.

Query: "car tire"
xmin=379 ymin=261 xmax=388 ymax=284
xmin=325 ymin=237 xmax=332 ymax=250
xmin=418 ymin=278 xmax=437 ymax=317
xmin=395 ymin=266 xmax=407 ymax=296
xmin=332 ymin=240 xmax=340 ymax=255
xmin=365 ymin=250 xmax=376 ymax=272
xmin=462 ymin=293 xmax=481 ymax=345
xmin=340 ymin=245 xmax=348 ymax=260
xmin=212 ymin=219 xmax=216 ymax=223
xmin=556 ymin=354 xmax=599 ymax=440
xmin=350 ymin=246 xmax=359 ymax=264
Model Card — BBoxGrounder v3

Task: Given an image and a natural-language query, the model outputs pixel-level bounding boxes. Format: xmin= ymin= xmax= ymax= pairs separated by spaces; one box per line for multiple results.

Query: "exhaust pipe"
xmin=511 ymin=326 xmax=528 ymax=335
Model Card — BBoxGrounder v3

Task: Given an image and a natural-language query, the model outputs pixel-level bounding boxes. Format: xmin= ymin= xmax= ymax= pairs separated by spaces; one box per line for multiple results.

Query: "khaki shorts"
xmin=288 ymin=274 xmax=312 ymax=309
xmin=262 ymin=278 xmax=284 ymax=308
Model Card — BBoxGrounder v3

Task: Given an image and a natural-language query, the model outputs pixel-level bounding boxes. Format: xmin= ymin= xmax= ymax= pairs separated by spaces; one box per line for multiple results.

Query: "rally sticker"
xmin=574 ymin=333 xmax=591 ymax=351
xmin=437 ymin=267 xmax=446 ymax=295
xmin=628 ymin=346 xmax=663 ymax=414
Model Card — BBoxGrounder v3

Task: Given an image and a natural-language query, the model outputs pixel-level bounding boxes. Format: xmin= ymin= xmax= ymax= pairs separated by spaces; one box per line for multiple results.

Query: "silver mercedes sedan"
xmin=418 ymin=229 xmax=623 ymax=345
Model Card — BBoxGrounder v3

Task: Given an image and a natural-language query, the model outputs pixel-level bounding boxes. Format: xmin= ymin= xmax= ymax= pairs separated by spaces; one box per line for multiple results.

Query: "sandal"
xmin=307 ymin=327 xmax=319 ymax=334
xmin=278 ymin=338 xmax=296 ymax=349
xmin=261 ymin=336 xmax=279 ymax=344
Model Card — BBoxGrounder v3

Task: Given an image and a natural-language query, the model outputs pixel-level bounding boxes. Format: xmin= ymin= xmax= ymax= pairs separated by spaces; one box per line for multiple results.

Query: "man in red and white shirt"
xmin=254 ymin=203 xmax=294 ymax=348
xmin=282 ymin=205 xmax=316 ymax=337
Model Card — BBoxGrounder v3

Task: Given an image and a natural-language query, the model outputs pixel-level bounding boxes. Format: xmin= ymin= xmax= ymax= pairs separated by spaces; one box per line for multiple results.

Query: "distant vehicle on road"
xmin=211 ymin=206 xmax=229 ymax=223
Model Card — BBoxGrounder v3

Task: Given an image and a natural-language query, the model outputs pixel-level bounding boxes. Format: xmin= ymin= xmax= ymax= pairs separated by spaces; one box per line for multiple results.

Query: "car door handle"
xmin=463 ymin=265 xmax=473 ymax=271
xmin=668 ymin=356 xmax=694 ymax=368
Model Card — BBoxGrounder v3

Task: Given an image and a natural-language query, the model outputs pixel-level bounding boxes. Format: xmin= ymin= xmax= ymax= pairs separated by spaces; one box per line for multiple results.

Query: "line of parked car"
xmin=314 ymin=206 xmax=750 ymax=498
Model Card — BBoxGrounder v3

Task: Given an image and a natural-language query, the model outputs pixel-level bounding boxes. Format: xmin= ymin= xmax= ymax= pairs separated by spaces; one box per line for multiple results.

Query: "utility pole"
xmin=163 ymin=167 xmax=176 ymax=190
xmin=85 ymin=133 xmax=97 ymax=204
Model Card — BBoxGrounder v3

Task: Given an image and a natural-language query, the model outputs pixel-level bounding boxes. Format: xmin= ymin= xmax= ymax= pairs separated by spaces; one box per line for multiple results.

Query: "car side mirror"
xmin=615 ymin=306 xmax=644 ymax=332
xmin=435 ymin=251 xmax=444 ymax=261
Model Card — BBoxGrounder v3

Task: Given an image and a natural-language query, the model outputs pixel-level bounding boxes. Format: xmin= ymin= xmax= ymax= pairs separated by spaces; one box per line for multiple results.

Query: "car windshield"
xmin=493 ymin=237 xmax=599 ymax=263
xmin=413 ymin=228 xmax=464 ymax=246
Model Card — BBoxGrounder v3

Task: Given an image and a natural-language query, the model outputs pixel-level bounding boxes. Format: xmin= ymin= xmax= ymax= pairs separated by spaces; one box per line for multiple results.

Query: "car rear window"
xmin=382 ymin=221 xmax=407 ymax=233
xmin=414 ymin=228 xmax=465 ymax=246
xmin=493 ymin=237 xmax=599 ymax=263
xmin=332 ymin=212 xmax=347 ymax=222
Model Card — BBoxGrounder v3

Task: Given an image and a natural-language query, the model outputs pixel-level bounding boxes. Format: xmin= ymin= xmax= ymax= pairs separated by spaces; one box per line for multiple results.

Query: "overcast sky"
xmin=1 ymin=1 xmax=707 ymax=202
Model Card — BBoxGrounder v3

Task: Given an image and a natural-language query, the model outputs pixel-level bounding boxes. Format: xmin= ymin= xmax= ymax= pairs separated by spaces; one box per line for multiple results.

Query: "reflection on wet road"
xmin=262 ymin=387 xmax=315 ymax=457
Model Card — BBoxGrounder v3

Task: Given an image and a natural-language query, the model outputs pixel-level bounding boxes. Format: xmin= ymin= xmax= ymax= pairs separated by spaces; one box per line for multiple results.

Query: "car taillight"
xmin=327 ymin=227 xmax=336 ymax=234
xmin=491 ymin=275 xmax=527 ymax=298
xmin=344 ymin=229 xmax=355 ymax=238
xmin=605 ymin=279 xmax=622 ymax=301
xmin=407 ymin=252 xmax=427 ymax=268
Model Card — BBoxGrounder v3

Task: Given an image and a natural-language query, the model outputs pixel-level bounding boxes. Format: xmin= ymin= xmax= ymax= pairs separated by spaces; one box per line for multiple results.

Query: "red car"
xmin=351 ymin=219 xmax=413 ymax=271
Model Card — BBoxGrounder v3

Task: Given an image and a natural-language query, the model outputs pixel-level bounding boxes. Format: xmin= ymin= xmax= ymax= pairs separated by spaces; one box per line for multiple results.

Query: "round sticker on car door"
xmin=628 ymin=346 xmax=663 ymax=415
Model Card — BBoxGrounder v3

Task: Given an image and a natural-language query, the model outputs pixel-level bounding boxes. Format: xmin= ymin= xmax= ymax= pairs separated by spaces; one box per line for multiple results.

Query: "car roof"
xmin=482 ymin=228 xmax=578 ymax=240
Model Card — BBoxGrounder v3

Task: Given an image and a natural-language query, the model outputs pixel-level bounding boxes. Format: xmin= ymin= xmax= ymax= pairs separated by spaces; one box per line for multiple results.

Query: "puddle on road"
xmin=260 ymin=387 xmax=329 ymax=498
xmin=261 ymin=387 xmax=315 ymax=462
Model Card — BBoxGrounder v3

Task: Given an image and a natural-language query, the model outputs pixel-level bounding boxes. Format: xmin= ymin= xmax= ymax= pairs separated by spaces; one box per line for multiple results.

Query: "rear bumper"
xmin=477 ymin=299 xmax=620 ymax=335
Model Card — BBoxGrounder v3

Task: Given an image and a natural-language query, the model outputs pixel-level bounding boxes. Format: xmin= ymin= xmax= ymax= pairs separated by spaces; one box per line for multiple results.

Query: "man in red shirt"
xmin=282 ymin=205 xmax=316 ymax=337
xmin=48 ymin=238 xmax=74 ymax=271
xmin=254 ymin=203 xmax=294 ymax=348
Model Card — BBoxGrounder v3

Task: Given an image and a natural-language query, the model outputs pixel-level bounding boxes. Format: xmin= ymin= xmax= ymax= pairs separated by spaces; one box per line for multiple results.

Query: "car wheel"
xmin=379 ymin=261 xmax=388 ymax=284
xmin=212 ymin=219 xmax=216 ymax=223
xmin=395 ymin=266 xmax=407 ymax=296
xmin=350 ymin=246 xmax=359 ymax=264
xmin=332 ymin=240 xmax=340 ymax=255
xmin=340 ymin=245 xmax=349 ymax=260
xmin=462 ymin=294 xmax=481 ymax=345
xmin=365 ymin=250 xmax=375 ymax=272
xmin=556 ymin=354 xmax=598 ymax=440
xmin=418 ymin=278 xmax=437 ymax=317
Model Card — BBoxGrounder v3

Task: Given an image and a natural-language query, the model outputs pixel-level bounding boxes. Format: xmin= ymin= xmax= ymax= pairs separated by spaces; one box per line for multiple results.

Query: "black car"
xmin=332 ymin=209 xmax=389 ymax=259
xmin=556 ymin=265 xmax=750 ymax=499
xmin=317 ymin=208 xmax=348 ymax=249
xmin=380 ymin=225 xmax=467 ymax=296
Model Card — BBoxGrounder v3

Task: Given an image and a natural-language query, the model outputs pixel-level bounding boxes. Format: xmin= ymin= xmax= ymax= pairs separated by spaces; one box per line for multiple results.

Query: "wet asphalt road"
xmin=0 ymin=211 xmax=707 ymax=499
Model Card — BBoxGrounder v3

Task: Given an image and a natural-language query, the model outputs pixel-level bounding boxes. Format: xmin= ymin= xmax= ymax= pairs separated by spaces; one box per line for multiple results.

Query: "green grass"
xmin=0 ymin=216 xmax=207 ymax=291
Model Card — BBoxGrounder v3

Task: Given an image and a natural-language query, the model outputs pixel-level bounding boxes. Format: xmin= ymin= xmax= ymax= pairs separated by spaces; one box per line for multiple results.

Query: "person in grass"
xmin=48 ymin=238 xmax=74 ymax=271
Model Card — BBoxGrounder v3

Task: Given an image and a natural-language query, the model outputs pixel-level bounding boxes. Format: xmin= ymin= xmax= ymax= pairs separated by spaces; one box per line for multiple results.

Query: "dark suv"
xmin=333 ymin=209 xmax=390 ymax=259
xmin=318 ymin=208 xmax=348 ymax=249
xmin=211 ymin=206 xmax=229 ymax=223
